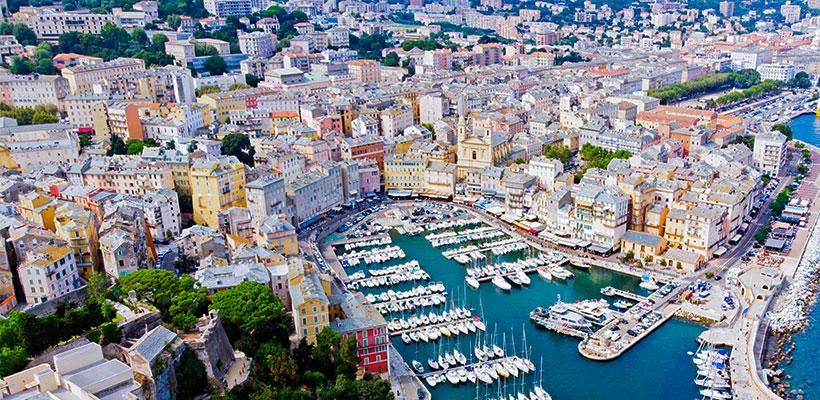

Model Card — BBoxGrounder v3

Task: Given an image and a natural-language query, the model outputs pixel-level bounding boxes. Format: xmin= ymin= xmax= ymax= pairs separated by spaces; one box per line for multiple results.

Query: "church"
xmin=456 ymin=114 xmax=512 ymax=179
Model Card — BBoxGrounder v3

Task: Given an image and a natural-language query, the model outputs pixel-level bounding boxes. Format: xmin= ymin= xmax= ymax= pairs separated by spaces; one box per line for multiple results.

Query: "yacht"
xmin=699 ymin=389 xmax=731 ymax=399
xmin=530 ymin=296 xmax=592 ymax=331
xmin=640 ymin=275 xmax=660 ymax=291
xmin=428 ymin=358 xmax=439 ymax=370
xmin=425 ymin=376 xmax=437 ymax=387
xmin=466 ymin=275 xmax=481 ymax=289
xmin=493 ymin=275 xmax=512 ymax=290
xmin=401 ymin=333 xmax=411 ymax=344
xmin=600 ymin=286 xmax=615 ymax=296
xmin=537 ymin=267 xmax=552 ymax=281
xmin=413 ymin=360 xmax=424 ymax=373
xmin=613 ymin=300 xmax=632 ymax=310
xmin=517 ymin=270 xmax=531 ymax=285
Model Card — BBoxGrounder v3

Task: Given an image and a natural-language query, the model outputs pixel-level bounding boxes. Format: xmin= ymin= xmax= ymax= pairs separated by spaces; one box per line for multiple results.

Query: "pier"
xmin=530 ymin=316 xmax=589 ymax=339
xmin=389 ymin=317 xmax=484 ymax=337
xmin=578 ymin=303 xmax=682 ymax=361
xmin=475 ymin=260 xmax=569 ymax=283
xmin=609 ymin=288 xmax=648 ymax=303
xmin=416 ymin=356 xmax=528 ymax=379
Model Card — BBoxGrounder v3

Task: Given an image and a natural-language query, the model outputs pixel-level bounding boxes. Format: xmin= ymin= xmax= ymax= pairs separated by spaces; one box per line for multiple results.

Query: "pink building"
xmin=358 ymin=158 xmax=381 ymax=194
xmin=293 ymin=138 xmax=330 ymax=165
xmin=317 ymin=115 xmax=342 ymax=137
xmin=329 ymin=292 xmax=389 ymax=374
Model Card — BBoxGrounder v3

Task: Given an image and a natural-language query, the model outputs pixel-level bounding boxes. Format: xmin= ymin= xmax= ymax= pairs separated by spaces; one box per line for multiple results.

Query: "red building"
xmin=343 ymin=135 xmax=385 ymax=171
xmin=329 ymin=292 xmax=389 ymax=373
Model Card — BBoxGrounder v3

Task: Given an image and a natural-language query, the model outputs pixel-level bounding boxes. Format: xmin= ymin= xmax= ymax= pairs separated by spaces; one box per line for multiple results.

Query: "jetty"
xmin=416 ymin=356 xmax=531 ymax=379
xmin=475 ymin=260 xmax=569 ymax=283
xmin=530 ymin=317 xmax=589 ymax=339
xmin=578 ymin=303 xmax=681 ymax=361
xmin=610 ymin=288 xmax=648 ymax=303
xmin=389 ymin=317 xmax=483 ymax=337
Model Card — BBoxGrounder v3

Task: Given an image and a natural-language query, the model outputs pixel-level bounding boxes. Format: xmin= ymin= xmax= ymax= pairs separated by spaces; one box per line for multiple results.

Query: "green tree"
xmin=0 ymin=346 xmax=29 ymax=376
xmin=101 ymin=322 xmax=122 ymax=344
xmin=31 ymin=111 xmax=58 ymax=125
xmin=229 ymin=82 xmax=251 ymax=90
xmin=9 ymin=56 xmax=32 ymax=75
xmin=117 ymin=269 xmax=210 ymax=326
xmin=107 ymin=133 xmax=127 ymax=155
xmin=542 ymin=144 xmax=573 ymax=164
xmin=167 ymin=15 xmax=182 ymax=30
xmin=210 ymin=281 xmax=285 ymax=332
xmin=176 ymin=348 xmax=209 ymax=400
xmin=204 ymin=55 xmax=227 ymax=76
xmin=174 ymin=253 xmax=199 ymax=274
xmin=245 ymin=73 xmax=262 ymax=87
xmin=196 ymin=84 xmax=221 ymax=97
xmin=383 ymin=51 xmax=399 ymax=67
xmin=772 ymin=124 xmax=793 ymax=141
xmin=221 ymin=133 xmax=256 ymax=166
xmin=11 ymin=23 xmax=37 ymax=46
xmin=194 ymin=44 xmax=219 ymax=56
xmin=126 ymin=139 xmax=146 ymax=155
xmin=87 ymin=272 xmax=111 ymax=300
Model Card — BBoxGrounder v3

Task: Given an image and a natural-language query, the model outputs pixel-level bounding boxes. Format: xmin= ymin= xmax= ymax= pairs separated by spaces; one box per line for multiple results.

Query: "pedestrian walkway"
xmin=388 ymin=343 xmax=429 ymax=400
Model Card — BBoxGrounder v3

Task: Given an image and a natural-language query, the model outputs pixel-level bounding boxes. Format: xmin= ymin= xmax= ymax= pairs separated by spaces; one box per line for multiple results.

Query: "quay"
xmin=578 ymin=303 xmax=682 ymax=361
xmin=388 ymin=317 xmax=483 ymax=337
xmin=475 ymin=260 xmax=569 ymax=283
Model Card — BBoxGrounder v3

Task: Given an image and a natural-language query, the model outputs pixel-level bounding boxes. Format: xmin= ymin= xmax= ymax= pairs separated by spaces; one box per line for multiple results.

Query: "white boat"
xmin=445 ymin=352 xmax=456 ymax=366
xmin=613 ymin=300 xmax=632 ymax=310
xmin=493 ymin=344 xmax=504 ymax=358
xmin=457 ymin=368 xmax=467 ymax=383
xmin=454 ymin=349 xmax=467 ymax=365
xmin=409 ymin=331 xmax=419 ymax=342
xmin=517 ymin=270 xmax=531 ymax=285
xmin=425 ymin=376 xmax=437 ymax=387
xmin=494 ymin=362 xmax=509 ymax=378
xmin=493 ymin=275 xmax=512 ymax=290
xmin=537 ymin=267 xmax=552 ymax=281
xmin=700 ymin=389 xmax=731 ymax=399
xmin=401 ymin=333 xmax=411 ymax=344
xmin=465 ymin=320 xmax=477 ymax=332
xmin=695 ymin=378 xmax=731 ymax=389
xmin=428 ymin=358 xmax=439 ymax=370
xmin=466 ymin=276 xmax=481 ymax=289
xmin=457 ymin=322 xmax=469 ymax=334
xmin=412 ymin=360 xmax=424 ymax=373
xmin=640 ymin=276 xmax=660 ymax=291
xmin=534 ymin=386 xmax=552 ymax=400
xmin=475 ymin=346 xmax=486 ymax=360
xmin=418 ymin=330 xmax=429 ymax=342
xmin=504 ymin=360 xmax=519 ymax=377
xmin=446 ymin=370 xmax=460 ymax=385
xmin=474 ymin=320 xmax=487 ymax=331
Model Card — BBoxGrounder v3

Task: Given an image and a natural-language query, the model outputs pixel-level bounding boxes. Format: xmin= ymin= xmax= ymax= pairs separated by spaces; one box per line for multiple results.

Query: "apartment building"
xmin=285 ymin=162 xmax=343 ymax=229
xmin=143 ymin=188 xmax=181 ymax=242
xmin=380 ymin=104 xmax=414 ymax=137
xmin=239 ymin=31 xmax=275 ymax=58
xmin=81 ymin=158 xmax=174 ymax=197
xmin=290 ymin=260 xmax=331 ymax=345
xmin=347 ymin=59 xmax=381 ymax=83
xmin=64 ymin=94 xmax=110 ymax=134
xmin=757 ymin=63 xmax=796 ymax=81
xmin=574 ymin=184 xmax=630 ymax=251
xmin=61 ymin=58 xmax=146 ymax=94
xmin=527 ymin=156 xmax=563 ymax=191
xmin=106 ymin=65 xmax=196 ymax=104
xmin=27 ymin=11 xmax=120 ymax=42
xmin=204 ymin=0 xmax=252 ymax=17
xmin=0 ymin=123 xmax=80 ymax=173
xmin=198 ymin=87 xmax=273 ymax=122
xmin=384 ymin=154 xmax=426 ymax=192
xmin=753 ymin=131 xmax=788 ymax=176
xmin=256 ymin=215 xmax=298 ymax=255
xmin=664 ymin=206 xmax=726 ymax=259
xmin=246 ymin=175 xmax=287 ymax=222
xmin=0 ymin=74 xmax=70 ymax=108
xmin=191 ymin=155 xmax=247 ymax=227
xmin=54 ymin=203 xmax=101 ymax=280
xmin=19 ymin=241 xmax=81 ymax=304
xmin=328 ymin=292 xmax=390 ymax=373
xmin=730 ymin=48 xmax=773 ymax=71
xmin=99 ymin=202 xmax=155 ymax=278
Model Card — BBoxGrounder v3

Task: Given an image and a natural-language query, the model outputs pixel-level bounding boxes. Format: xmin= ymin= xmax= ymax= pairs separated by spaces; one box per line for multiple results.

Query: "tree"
xmin=117 ymin=269 xmax=210 ymax=326
xmin=31 ymin=111 xmax=58 ymax=125
xmin=221 ymin=133 xmax=256 ymax=166
xmin=383 ymin=51 xmax=399 ymax=67
xmin=101 ymin=322 xmax=122 ymax=344
xmin=107 ymin=134 xmax=128 ymax=155
xmin=194 ymin=44 xmax=219 ymax=57
xmin=11 ymin=23 xmax=37 ymax=46
xmin=210 ymin=281 xmax=285 ymax=332
xmin=204 ymin=55 xmax=227 ymax=76
xmin=87 ymin=272 xmax=111 ymax=300
xmin=514 ymin=158 xmax=525 ymax=164
xmin=229 ymin=82 xmax=251 ymax=90
xmin=196 ymin=84 xmax=221 ymax=97
xmin=245 ymin=73 xmax=262 ymax=87
xmin=0 ymin=346 xmax=29 ymax=376
xmin=754 ymin=227 xmax=769 ymax=243
xmin=174 ymin=253 xmax=198 ymax=274
xmin=176 ymin=348 xmax=209 ymax=400
xmin=166 ymin=141 xmax=175 ymax=150
xmin=772 ymin=124 xmax=793 ymax=141
xmin=542 ymin=144 xmax=573 ymax=164
xmin=126 ymin=139 xmax=146 ymax=155
xmin=9 ymin=56 xmax=31 ymax=75
xmin=167 ymin=15 xmax=182 ymax=30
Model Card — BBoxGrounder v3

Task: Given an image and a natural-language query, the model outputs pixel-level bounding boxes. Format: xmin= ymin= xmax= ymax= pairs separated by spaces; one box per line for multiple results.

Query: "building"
xmin=81 ymin=157 xmax=175 ymax=197
xmin=197 ymin=87 xmax=272 ymax=122
xmin=753 ymin=131 xmax=787 ymax=176
xmin=256 ymin=215 xmax=298 ymax=255
xmin=419 ymin=94 xmax=448 ymax=125
xmin=347 ymin=59 xmax=381 ymax=83
xmin=781 ymin=1 xmax=801 ymax=23
xmin=27 ymin=11 xmax=119 ymax=42
xmin=0 ymin=74 xmax=70 ymax=109
xmin=196 ymin=262 xmax=271 ymax=296
xmin=289 ymin=260 xmax=331 ymax=345
xmin=143 ymin=189 xmax=181 ymax=242
xmin=191 ymin=155 xmax=247 ymax=227
xmin=239 ymin=31 xmax=275 ymax=59
xmin=286 ymin=162 xmax=344 ymax=229
xmin=527 ymin=156 xmax=562 ymax=191
xmin=54 ymin=203 xmax=101 ymax=280
xmin=575 ymin=184 xmax=630 ymax=252
xmin=328 ymin=292 xmax=390 ymax=373
xmin=730 ymin=48 xmax=773 ymax=71
xmin=620 ymin=230 xmax=667 ymax=262
xmin=385 ymin=154 xmax=426 ymax=193
xmin=204 ymin=0 xmax=252 ymax=17
xmin=19 ymin=241 xmax=80 ymax=304
xmin=719 ymin=1 xmax=734 ymax=17
xmin=0 ymin=343 xmax=142 ymax=399
xmin=380 ymin=104 xmax=414 ymax=137
xmin=757 ymin=63 xmax=796 ymax=81
xmin=0 ymin=123 xmax=80 ymax=173
xmin=99 ymin=202 xmax=155 ymax=278
xmin=246 ymin=175 xmax=287 ymax=222
xmin=61 ymin=58 xmax=146 ymax=94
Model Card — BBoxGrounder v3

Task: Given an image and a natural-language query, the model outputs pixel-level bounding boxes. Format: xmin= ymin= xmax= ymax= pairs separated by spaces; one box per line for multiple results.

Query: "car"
xmin=620 ymin=318 xmax=629 ymax=324
xmin=714 ymin=275 xmax=722 ymax=281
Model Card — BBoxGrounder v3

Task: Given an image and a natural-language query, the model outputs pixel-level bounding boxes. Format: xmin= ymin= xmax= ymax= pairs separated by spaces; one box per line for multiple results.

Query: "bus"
xmin=728 ymin=234 xmax=743 ymax=246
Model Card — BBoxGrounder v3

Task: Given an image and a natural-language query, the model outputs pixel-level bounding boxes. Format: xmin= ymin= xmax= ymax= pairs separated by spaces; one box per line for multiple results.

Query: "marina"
xmin=327 ymin=206 xmax=706 ymax=399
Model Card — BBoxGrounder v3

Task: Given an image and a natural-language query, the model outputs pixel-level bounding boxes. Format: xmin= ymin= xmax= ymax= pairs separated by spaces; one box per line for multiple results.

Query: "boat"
xmin=517 ymin=270 xmax=531 ymax=285
xmin=457 ymin=368 xmax=467 ymax=383
xmin=613 ymin=300 xmax=632 ymax=310
xmin=425 ymin=376 xmax=437 ymax=387
xmin=600 ymin=286 xmax=615 ymax=296
xmin=456 ymin=322 xmax=469 ymax=335
xmin=493 ymin=275 xmax=512 ymax=290
xmin=466 ymin=275 xmax=481 ymax=289
xmin=401 ymin=333 xmax=411 ymax=344
xmin=537 ymin=267 xmax=552 ymax=281
xmin=695 ymin=378 xmax=731 ymax=389
xmin=493 ymin=344 xmax=504 ymax=358
xmin=412 ymin=360 xmax=424 ymax=373
xmin=504 ymin=360 xmax=519 ymax=377
xmin=508 ymin=273 xmax=523 ymax=287
xmin=428 ymin=358 xmax=439 ymax=370
xmin=494 ymin=362 xmax=509 ymax=378
xmin=475 ymin=346 xmax=486 ymax=360
xmin=454 ymin=349 xmax=467 ymax=365
xmin=445 ymin=352 xmax=456 ymax=366
xmin=438 ymin=354 xmax=449 ymax=369
xmin=446 ymin=369 xmax=460 ymax=385
xmin=440 ymin=326 xmax=451 ymax=337
xmin=699 ymin=389 xmax=731 ymax=399
xmin=534 ymin=386 xmax=551 ymax=400
xmin=549 ymin=265 xmax=573 ymax=280
xmin=474 ymin=319 xmax=486 ymax=331
xmin=418 ymin=330 xmax=429 ymax=342
xmin=640 ymin=275 xmax=660 ymax=291
xmin=466 ymin=368 xmax=477 ymax=383
xmin=530 ymin=296 xmax=592 ymax=331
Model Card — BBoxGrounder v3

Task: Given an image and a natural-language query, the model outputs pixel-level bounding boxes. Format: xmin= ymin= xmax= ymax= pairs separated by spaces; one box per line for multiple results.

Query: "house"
xmin=620 ymin=230 xmax=667 ymax=262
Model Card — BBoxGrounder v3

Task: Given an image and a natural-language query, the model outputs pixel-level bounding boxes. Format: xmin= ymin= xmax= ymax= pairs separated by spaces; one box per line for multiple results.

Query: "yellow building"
xmin=256 ymin=216 xmax=299 ymax=255
xmin=384 ymin=154 xmax=426 ymax=192
xmin=17 ymin=192 xmax=57 ymax=231
xmin=191 ymin=155 xmax=247 ymax=227
xmin=0 ymin=144 xmax=17 ymax=170
xmin=197 ymin=87 xmax=272 ymax=122
xmin=54 ymin=203 xmax=101 ymax=280
xmin=620 ymin=230 xmax=667 ymax=262
xmin=289 ymin=259 xmax=332 ymax=345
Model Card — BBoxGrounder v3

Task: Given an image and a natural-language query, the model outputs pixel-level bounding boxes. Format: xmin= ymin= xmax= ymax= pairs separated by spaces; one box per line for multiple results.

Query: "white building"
xmin=239 ymin=31 xmax=275 ymax=59
xmin=0 ymin=123 xmax=80 ymax=173
xmin=142 ymin=189 xmax=181 ymax=242
xmin=380 ymin=104 xmax=414 ymax=137
xmin=19 ymin=243 xmax=81 ymax=305
xmin=419 ymin=94 xmax=448 ymax=124
xmin=204 ymin=0 xmax=252 ymax=17
xmin=753 ymin=131 xmax=787 ymax=176
xmin=246 ymin=175 xmax=287 ymax=222
xmin=730 ymin=48 xmax=773 ymax=71
xmin=526 ymin=156 xmax=563 ymax=191
xmin=351 ymin=116 xmax=379 ymax=138
xmin=757 ymin=63 xmax=796 ymax=81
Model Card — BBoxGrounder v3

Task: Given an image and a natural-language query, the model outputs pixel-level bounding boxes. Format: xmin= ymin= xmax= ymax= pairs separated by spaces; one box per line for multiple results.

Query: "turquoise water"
xmin=340 ymin=230 xmax=705 ymax=400
xmin=784 ymin=113 xmax=820 ymax=397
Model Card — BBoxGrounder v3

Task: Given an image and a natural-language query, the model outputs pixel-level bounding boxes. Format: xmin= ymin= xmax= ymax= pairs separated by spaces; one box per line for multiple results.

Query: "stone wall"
xmin=183 ymin=310 xmax=235 ymax=384
xmin=121 ymin=311 xmax=163 ymax=341
xmin=26 ymin=337 xmax=90 ymax=369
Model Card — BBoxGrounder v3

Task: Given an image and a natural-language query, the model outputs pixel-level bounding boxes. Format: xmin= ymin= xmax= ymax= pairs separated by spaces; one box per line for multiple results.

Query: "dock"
xmin=578 ymin=303 xmax=681 ymax=361
xmin=610 ymin=288 xmax=648 ymax=303
xmin=372 ymin=292 xmax=449 ymax=313
xmin=474 ymin=260 xmax=569 ymax=283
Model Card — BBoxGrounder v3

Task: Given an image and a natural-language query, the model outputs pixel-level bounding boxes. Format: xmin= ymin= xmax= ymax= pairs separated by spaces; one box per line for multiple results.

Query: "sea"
xmin=333 ymin=228 xmax=706 ymax=400
xmin=782 ymin=113 xmax=820 ymax=398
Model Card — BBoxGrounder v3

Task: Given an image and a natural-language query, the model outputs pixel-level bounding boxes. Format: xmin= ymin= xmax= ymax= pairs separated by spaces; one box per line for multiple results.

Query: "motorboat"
xmin=530 ymin=296 xmax=592 ymax=330
xmin=454 ymin=349 xmax=467 ymax=365
xmin=466 ymin=275 xmax=481 ymax=289
xmin=537 ymin=267 xmax=552 ymax=281
xmin=457 ymin=368 xmax=467 ymax=383
xmin=446 ymin=370 xmax=460 ymax=385
xmin=401 ymin=333 xmax=411 ymax=344
xmin=640 ymin=275 xmax=660 ymax=291
xmin=425 ymin=376 xmax=437 ymax=387
xmin=428 ymin=358 xmax=439 ymax=370
xmin=613 ymin=300 xmax=632 ymax=310
xmin=517 ymin=270 xmax=531 ymax=285
xmin=508 ymin=273 xmax=523 ymax=287
xmin=466 ymin=368 xmax=477 ymax=384
xmin=412 ymin=360 xmax=424 ymax=373
xmin=493 ymin=275 xmax=512 ymax=291
xmin=600 ymin=286 xmax=615 ymax=296
xmin=699 ymin=389 xmax=731 ymax=399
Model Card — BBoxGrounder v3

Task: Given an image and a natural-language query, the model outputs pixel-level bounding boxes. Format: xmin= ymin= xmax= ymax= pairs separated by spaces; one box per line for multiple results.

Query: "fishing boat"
xmin=466 ymin=275 xmax=481 ymax=289
xmin=412 ymin=360 xmax=424 ymax=373
xmin=537 ymin=267 xmax=552 ymax=281
xmin=493 ymin=275 xmax=512 ymax=290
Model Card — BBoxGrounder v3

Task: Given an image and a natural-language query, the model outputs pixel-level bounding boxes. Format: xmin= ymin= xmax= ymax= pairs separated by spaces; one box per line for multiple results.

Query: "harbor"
xmin=322 ymin=203 xmax=708 ymax=400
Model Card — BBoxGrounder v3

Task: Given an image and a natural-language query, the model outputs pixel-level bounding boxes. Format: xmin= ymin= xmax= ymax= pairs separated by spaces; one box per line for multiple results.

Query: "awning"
xmin=500 ymin=214 xmax=518 ymax=223
xmin=387 ymin=189 xmax=413 ymax=197
xmin=588 ymin=245 xmax=612 ymax=254
xmin=298 ymin=214 xmax=322 ymax=229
